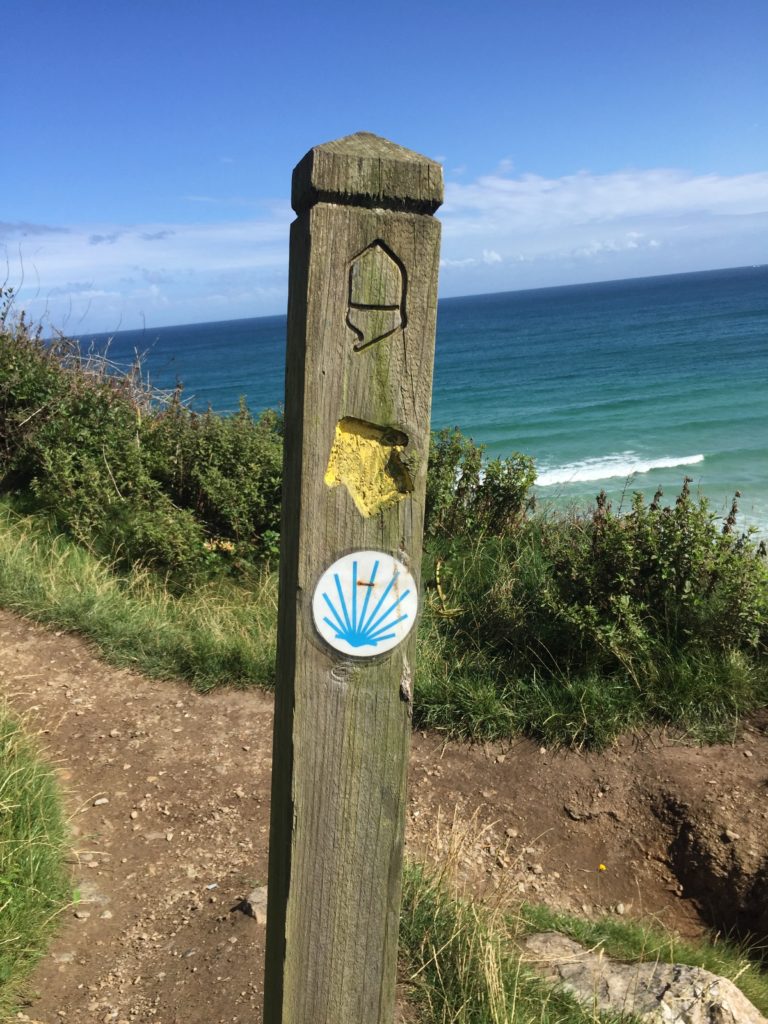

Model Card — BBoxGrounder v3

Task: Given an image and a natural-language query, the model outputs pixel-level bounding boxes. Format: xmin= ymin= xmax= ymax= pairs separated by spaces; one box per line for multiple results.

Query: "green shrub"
xmin=417 ymin=482 xmax=768 ymax=746
xmin=144 ymin=398 xmax=283 ymax=562
xmin=0 ymin=291 xmax=283 ymax=577
xmin=424 ymin=426 xmax=536 ymax=539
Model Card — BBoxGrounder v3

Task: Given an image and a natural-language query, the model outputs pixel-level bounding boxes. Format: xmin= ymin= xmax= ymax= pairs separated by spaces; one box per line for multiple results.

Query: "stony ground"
xmin=2 ymin=608 xmax=767 ymax=1023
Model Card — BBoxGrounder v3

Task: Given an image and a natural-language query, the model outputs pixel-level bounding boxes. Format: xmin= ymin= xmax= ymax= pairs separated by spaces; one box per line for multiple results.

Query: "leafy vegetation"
xmin=0 ymin=288 xmax=282 ymax=580
xmin=417 ymin=481 xmax=768 ymax=746
xmin=0 ymin=499 xmax=277 ymax=692
xmin=0 ymin=296 xmax=766 ymax=1019
xmin=0 ymin=706 xmax=70 ymax=1017
xmin=0 ymin=288 xmax=766 ymax=748
xmin=425 ymin=426 xmax=536 ymax=539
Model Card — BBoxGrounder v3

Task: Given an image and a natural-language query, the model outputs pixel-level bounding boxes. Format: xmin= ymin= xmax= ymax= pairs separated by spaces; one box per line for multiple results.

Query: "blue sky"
xmin=3 ymin=0 xmax=767 ymax=333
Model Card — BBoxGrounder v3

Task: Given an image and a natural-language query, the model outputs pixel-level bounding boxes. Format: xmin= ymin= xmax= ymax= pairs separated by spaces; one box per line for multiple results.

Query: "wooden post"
xmin=264 ymin=132 xmax=443 ymax=1023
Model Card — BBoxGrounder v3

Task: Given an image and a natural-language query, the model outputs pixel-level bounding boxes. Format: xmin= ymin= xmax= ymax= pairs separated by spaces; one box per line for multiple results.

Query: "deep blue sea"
xmin=79 ymin=265 xmax=768 ymax=535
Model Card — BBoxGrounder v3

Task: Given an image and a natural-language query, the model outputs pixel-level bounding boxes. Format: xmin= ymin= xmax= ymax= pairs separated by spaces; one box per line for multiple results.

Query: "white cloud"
xmin=4 ymin=214 xmax=291 ymax=333
xmin=442 ymin=168 xmax=768 ymax=229
xmin=438 ymin=166 xmax=768 ymax=294
xmin=5 ymin=165 xmax=768 ymax=332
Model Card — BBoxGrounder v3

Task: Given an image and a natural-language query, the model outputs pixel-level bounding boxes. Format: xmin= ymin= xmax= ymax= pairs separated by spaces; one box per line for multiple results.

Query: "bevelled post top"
xmin=291 ymin=132 xmax=444 ymax=215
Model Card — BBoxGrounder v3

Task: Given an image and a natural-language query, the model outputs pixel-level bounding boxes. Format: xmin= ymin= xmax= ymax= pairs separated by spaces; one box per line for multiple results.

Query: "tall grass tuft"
xmin=399 ymin=860 xmax=768 ymax=1023
xmin=400 ymin=862 xmax=616 ymax=1023
xmin=0 ymin=706 xmax=70 ymax=1017
xmin=0 ymin=501 xmax=277 ymax=691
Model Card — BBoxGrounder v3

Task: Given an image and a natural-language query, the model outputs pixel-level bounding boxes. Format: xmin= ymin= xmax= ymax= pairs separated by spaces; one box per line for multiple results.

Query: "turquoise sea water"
xmin=81 ymin=265 xmax=768 ymax=534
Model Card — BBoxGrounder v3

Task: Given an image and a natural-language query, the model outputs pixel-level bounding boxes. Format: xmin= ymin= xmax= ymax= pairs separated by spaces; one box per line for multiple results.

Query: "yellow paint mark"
xmin=324 ymin=418 xmax=413 ymax=517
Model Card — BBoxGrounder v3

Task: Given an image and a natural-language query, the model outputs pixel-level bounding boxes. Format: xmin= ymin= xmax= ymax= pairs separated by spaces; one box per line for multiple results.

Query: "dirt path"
xmin=2 ymin=609 xmax=767 ymax=1023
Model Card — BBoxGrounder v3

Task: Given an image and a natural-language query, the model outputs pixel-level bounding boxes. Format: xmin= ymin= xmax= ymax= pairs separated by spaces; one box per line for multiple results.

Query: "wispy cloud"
xmin=5 ymin=213 xmax=291 ymax=333
xmin=442 ymin=168 xmax=768 ymax=228
xmin=89 ymin=232 xmax=123 ymax=246
xmin=438 ymin=166 xmax=768 ymax=292
xmin=5 ymin=166 xmax=768 ymax=332
xmin=0 ymin=221 xmax=70 ymax=238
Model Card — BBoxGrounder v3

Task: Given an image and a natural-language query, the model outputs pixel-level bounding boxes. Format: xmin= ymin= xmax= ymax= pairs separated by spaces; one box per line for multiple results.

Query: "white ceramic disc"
xmin=312 ymin=550 xmax=417 ymax=657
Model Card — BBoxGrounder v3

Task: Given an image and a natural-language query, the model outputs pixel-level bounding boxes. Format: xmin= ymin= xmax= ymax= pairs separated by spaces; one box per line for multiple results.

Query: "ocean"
xmin=79 ymin=265 xmax=768 ymax=535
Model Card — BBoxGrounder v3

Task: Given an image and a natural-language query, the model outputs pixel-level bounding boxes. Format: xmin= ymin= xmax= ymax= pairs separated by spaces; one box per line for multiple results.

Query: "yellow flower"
xmin=598 ymin=863 xmax=607 ymax=872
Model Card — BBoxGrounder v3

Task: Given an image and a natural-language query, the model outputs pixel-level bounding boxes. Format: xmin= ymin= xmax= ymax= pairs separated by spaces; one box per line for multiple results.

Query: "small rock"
xmin=505 ymin=827 xmax=519 ymax=839
xmin=108 ymin=729 xmax=120 ymax=738
xmin=744 ymin=750 xmax=753 ymax=758
xmin=615 ymin=902 xmax=626 ymax=915
xmin=241 ymin=886 xmax=268 ymax=925
xmin=129 ymin=810 xmax=139 ymax=820
xmin=723 ymin=829 xmax=740 ymax=842
xmin=93 ymin=797 xmax=109 ymax=807
xmin=74 ymin=910 xmax=90 ymax=920
xmin=530 ymin=863 xmax=544 ymax=875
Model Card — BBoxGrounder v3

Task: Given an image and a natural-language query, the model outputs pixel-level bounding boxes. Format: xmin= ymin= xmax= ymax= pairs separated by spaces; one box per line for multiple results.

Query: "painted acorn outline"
xmin=346 ymin=240 xmax=407 ymax=351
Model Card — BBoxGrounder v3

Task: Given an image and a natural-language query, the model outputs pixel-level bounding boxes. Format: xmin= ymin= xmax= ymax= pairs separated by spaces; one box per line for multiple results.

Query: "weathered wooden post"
xmin=264 ymin=133 xmax=443 ymax=1022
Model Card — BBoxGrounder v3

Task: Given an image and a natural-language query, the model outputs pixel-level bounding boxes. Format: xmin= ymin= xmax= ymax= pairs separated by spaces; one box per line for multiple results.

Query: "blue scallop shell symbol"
xmin=321 ymin=558 xmax=410 ymax=649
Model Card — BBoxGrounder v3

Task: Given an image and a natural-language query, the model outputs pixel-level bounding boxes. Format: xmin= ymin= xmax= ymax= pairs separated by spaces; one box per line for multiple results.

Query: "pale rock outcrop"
xmin=521 ymin=932 xmax=766 ymax=1024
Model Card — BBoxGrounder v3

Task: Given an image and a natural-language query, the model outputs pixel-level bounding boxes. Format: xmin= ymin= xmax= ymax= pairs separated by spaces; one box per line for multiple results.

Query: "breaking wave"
xmin=536 ymin=452 xmax=705 ymax=487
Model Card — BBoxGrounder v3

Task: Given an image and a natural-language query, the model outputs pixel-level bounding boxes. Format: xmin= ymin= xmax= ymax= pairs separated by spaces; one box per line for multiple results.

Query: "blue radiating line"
xmin=367 ymin=613 xmax=408 ymax=641
xmin=319 ymin=558 xmax=410 ymax=649
xmin=351 ymin=559 xmax=358 ymax=640
xmin=357 ymin=559 xmax=379 ymax=630
xmin=322 ymin=592 xmax=347 ymax=634
xmin=366 ymin=589 xmax=411 ymax=637
xmin=360 ymin=571 xmax=399 ymax=635
xmin=334 ymin=573 xmax=352 ymax=632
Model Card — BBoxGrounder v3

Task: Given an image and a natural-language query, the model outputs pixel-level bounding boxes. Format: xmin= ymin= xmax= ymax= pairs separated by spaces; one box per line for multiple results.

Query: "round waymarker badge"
xmin=312 ymin=550 xmax=417 ymax=658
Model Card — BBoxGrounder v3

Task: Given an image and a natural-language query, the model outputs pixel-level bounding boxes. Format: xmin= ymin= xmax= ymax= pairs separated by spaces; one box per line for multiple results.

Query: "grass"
xmin=400 ymin=860 xmax=768 ymax=1023
xmin=400 ymin=862 xmax=631 ymax=1024
xmin=414 ymin=526 xmax=768 ymax=748
xmin=0 ymin=499 xmax=277 ymax=692
xmin=0 ymin=497 xmax=765 ymax=749
xmin=0 ymin=496 xmax=766 ymax=751
xmin=0 ymin=705 xmax=70 ymax=1018
xmin=0 ymin=504 xmax=766 ymax=1021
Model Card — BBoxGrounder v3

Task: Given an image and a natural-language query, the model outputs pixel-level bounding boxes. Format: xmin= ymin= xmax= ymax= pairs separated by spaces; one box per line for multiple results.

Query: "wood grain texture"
xmin=291 ymin=131 xmax=443 ymax=214
xmin=264 ymin=135 xmax=443 ymax=1024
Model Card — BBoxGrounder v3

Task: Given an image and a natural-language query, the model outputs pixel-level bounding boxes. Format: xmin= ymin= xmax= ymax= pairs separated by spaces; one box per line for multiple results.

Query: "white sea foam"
xmin=536 ymin=452 xmax=705 ymax=487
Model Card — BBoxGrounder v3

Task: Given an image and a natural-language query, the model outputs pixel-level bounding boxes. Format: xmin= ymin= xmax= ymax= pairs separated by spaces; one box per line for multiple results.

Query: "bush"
xmin=418 ymin=481 xmax=768 ymax=745
xmin=0 ymin=290 xmax=283 ymax=577
xmin=145 ymin=398 xmax=283 ymax=562
xmin=424 ymin=426 xmax=536 ymax=539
